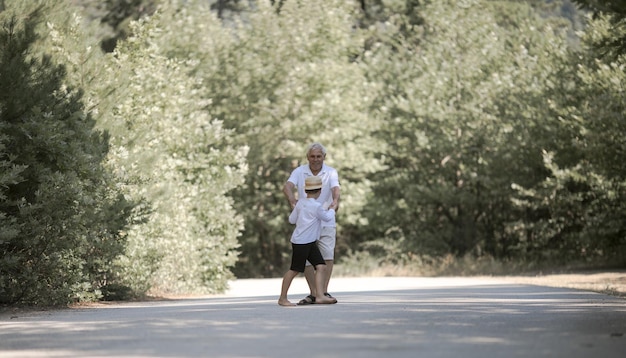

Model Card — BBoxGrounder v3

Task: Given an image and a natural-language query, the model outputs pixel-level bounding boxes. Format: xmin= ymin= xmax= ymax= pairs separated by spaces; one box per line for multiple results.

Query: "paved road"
xmin=1 ymin=277 xmax=625 ymax=357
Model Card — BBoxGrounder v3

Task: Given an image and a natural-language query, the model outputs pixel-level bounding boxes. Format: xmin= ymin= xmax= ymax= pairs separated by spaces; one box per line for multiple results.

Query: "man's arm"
xmin=330 ymin=186 xmax=340 ymax=212
xmin=283 ymin=181 xmax=297 ymax=209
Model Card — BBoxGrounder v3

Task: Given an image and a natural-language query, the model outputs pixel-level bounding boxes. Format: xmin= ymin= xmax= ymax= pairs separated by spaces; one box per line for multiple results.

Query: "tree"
xmin=573 ymin=0 xmax=626 ymax=58
xmin=509 ymin=8 xmax=626 ymax=265
xmin=359 ymin=0 xmax=577 ymax=264
xmin=0 ymin=2 xmax=134 ymax=305
xmin=175 ymin=0 xmax=381 ymax=277
xmin=98 ymin=0 xmax=157 ymax=52
xmin=90 ymin=5 xmax=248 ymax=295
xmin=33 ymin=0 xmax=249 ymax=296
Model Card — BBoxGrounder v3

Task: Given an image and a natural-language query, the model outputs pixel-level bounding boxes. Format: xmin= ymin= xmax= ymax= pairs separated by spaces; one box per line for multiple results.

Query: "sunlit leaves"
xmin=362 ymin=0 xmax=578 ymax=260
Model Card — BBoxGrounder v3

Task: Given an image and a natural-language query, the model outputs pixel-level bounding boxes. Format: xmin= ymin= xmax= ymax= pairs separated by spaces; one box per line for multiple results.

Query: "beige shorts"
xmin=306 ymin=226 xmax=336 ymax=266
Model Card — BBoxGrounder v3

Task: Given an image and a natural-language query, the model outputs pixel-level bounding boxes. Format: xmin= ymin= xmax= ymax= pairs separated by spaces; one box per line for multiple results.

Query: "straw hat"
xmin=304 ymin=176 xmax=322 ymax=190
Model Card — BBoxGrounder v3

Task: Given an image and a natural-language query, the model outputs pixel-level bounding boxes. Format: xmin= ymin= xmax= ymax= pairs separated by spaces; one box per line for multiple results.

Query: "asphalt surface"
xmin=1 ymin=277 xmax=625 ymax=358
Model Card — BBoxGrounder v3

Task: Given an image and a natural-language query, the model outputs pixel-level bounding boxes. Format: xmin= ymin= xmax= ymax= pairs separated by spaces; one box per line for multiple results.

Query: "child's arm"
xmin=288 ymin=204 xmax=298 ymax=224
xmin=316 ymin=205 xmax=335 ymax=223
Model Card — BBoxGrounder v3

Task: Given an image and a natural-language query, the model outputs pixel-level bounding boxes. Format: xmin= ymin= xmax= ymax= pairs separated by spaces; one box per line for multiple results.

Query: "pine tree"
xmin=0 ymin=3 xmax=134 ymax=305
xmin=573 ymin=0 xmax=626 ymax=58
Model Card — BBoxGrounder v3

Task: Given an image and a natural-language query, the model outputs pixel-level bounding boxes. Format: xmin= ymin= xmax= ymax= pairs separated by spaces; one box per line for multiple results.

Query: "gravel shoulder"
xmin=490 ymin=270 xmax=626 ymax=297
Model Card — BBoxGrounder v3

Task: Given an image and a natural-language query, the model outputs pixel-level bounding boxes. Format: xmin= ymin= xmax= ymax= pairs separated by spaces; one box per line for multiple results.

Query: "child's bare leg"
xmin=278 ymin=270 xmax=298 ymax=306
xmin=314 ymin=265 xmax=336 ymax=304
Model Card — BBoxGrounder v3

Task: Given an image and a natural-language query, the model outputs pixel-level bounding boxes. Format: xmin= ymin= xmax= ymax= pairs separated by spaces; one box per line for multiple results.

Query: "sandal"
xmin=324 ymin=292 xmax=337 ymax=303
xmin=297 ymin=294 xmax=316 ymax=305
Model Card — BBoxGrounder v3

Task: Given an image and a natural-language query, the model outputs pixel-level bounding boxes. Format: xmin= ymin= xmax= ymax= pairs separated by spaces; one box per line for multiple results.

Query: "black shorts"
xmin=290 ymin=242 xmax=326 ymax=272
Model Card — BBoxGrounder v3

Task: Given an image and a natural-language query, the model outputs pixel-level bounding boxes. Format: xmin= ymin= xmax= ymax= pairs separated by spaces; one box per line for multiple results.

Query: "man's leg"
xmin=323 ymin=259 xmax=333 ymax=294
xmin=302 ymin=260 xmax=331 ymax=300
xmin=307 ymin=243 xmax=336 ymax=304
xmin=313 ymin=264 xmax=335 ymax=304
xmin=317 ymin=226 xmax=336 ymax=295
xmin=296 ymin=263 xmax=317 ymax=305
xmin=304 ymin=265 xmax=316 ymax=296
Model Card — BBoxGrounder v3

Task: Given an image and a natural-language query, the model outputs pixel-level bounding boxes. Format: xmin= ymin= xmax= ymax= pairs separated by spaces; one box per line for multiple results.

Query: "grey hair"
xmin=306 ymin=142 xmax=327 ymax=156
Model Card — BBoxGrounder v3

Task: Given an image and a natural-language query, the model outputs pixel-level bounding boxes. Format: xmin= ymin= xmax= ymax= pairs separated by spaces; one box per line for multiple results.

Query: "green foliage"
xmin=29 ymin=0 xmax=249 ymax=297
xmin=0 ymin=2 xmax=134 ymax=305
xmin=573 ymin=0 xmax=626 ymax=59
xmin=84 ymin=4 xmax=248 ymax=295
xmin=176 ymin=0 xmax=382 ymax=277
xmin=99 ymin=0 xmax=157 ymax=52
xmin=2 ymin=0 xmax=247 ymax=303
xmin=3 ymin=0 xmax=624 ymax=307
xmin=508 ymin=12 xmax=626 ymax=264
xmin=353 ymin=0 xmax=625 ymax=269
xmin=360 ymin=0 xmax=576 ymax=260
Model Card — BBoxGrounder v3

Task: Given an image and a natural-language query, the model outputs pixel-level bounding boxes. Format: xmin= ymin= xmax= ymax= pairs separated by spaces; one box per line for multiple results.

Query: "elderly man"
xmin=283 ymin=142 xmax=340 ymax=304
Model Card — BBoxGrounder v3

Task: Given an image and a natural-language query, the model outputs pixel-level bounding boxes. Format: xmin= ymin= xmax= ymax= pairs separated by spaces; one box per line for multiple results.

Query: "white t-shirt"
xmin=287 ymin=163 xmax=340 ymax=227
xmin=289 ymin=198 xmax=335 ymax=244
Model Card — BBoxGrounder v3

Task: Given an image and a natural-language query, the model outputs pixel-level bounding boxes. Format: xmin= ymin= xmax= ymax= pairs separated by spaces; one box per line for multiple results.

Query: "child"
xmin=278 ymin=176 xmax=337 ymax=306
